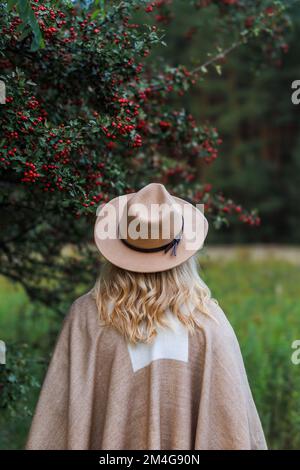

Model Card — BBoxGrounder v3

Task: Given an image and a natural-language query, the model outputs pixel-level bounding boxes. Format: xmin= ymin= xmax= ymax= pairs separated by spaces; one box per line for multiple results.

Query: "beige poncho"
xmin=26 ymin=291 xmax=267 ymax=450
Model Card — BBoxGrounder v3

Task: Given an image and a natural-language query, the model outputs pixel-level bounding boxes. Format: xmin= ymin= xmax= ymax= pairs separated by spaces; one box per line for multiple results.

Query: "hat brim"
xmin=94 ymin=193 xmax=208 ymax=273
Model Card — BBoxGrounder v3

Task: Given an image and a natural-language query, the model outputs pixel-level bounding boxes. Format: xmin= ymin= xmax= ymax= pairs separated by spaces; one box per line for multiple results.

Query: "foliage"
xmin=164 ymin=0 xmax=299 ymax=244
xmin=0 ymin=344 xmax=40 ymax=417
xmin=142 ymin=0 xmax=299 ymax=243
xmin=6 ymin=0 xmax=45 ymax=51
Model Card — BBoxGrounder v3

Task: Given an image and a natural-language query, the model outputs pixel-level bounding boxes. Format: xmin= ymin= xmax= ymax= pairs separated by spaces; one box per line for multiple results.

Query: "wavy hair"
xmin=92 ymin=254 xmax=217 ymax=344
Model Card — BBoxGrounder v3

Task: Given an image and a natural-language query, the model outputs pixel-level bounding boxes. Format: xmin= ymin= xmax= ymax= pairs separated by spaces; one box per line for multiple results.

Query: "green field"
xmin=201 ymin=257 xmax=300 ymax=450
xmin=1 ymin=257 xmax=300 ymax=449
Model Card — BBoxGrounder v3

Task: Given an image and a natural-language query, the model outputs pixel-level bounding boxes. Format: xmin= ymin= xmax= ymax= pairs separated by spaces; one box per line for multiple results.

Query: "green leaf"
xmin=14 ymin=0 xmax=45 ymax=51
xmin=7 ymin=0 xmax=17 ymax=11
xmin=215 ymin=64 xmax=222 ymax=75
xmin=19 ymin=26 xmax=31 ymax=42
xmin=91 ymin=8 xmax=101 ymax=20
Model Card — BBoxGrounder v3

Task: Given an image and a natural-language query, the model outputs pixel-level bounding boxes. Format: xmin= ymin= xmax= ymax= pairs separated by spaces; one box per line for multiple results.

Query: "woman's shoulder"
xmin=194 ymin=297 xmax=239 ymax=350
xmin=70 ymin=289 xmax=96 ymax=311
xmin=64 ymin=289 xmax=99 ymax=329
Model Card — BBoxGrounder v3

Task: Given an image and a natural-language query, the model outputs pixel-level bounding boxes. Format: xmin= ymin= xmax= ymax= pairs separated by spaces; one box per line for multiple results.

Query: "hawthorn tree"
xmin=0 ymin=0 xmax=293 ymax=416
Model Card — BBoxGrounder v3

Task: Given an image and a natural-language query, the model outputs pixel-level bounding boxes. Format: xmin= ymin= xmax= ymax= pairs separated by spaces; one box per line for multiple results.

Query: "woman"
xmin=26 ymin=183 xmax=267 ymax=450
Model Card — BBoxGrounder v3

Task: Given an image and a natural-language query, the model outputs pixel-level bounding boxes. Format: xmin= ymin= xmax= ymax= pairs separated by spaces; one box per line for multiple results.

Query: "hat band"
xmin=119 ymin=217 xmax=184 ymax=256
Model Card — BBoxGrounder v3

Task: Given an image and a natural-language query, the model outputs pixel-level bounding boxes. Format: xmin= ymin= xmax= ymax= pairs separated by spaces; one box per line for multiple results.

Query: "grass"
xmin=201 ymin=257 xmax=300 ymax=450
xmin=0 ymin=277 xmax=28 ymax=342
xmin=0 ymin=278 xmax=58 ymax=450
xmin=1 ymin=256 xmax=300 ymax=449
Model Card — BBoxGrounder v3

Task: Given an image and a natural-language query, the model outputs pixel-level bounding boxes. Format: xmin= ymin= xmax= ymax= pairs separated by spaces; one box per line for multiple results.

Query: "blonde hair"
xmin=92 ymin=254 xmax=216 ymax=344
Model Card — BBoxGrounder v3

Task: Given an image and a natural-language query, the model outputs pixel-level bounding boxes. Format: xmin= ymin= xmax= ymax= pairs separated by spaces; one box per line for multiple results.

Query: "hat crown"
xmin=120 ymin=183 xmax=183 ymax=249
xmin=128 ymin=183 xmax=173 ymax=208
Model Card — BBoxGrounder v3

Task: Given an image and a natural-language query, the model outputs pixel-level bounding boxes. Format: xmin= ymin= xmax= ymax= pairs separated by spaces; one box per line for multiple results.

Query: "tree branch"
xmin=190 ymin=40 xmax=243 ymax=74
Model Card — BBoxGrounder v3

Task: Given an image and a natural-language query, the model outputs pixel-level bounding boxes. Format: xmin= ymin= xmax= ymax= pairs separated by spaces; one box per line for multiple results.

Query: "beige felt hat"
xmin=94 ymin=183 xmax=208 ymax=273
